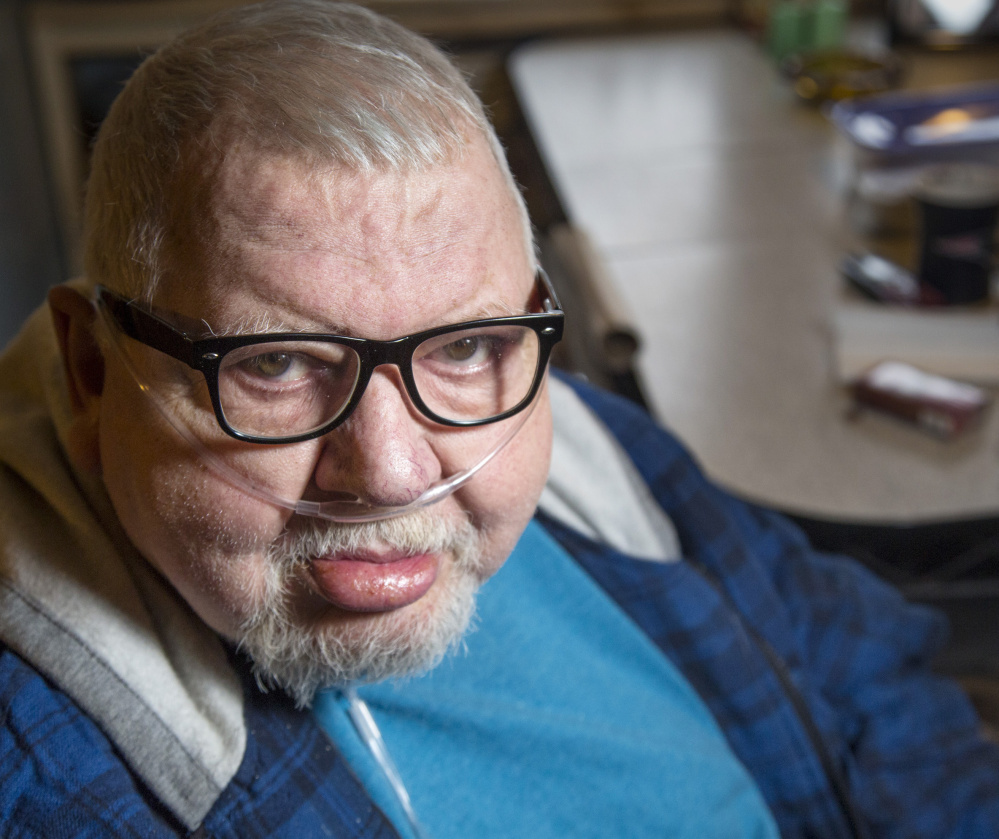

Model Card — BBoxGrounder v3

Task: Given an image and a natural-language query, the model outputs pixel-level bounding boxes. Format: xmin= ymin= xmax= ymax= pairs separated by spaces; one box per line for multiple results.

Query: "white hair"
xmin=83 ymin=0 xmax=533 ymax=303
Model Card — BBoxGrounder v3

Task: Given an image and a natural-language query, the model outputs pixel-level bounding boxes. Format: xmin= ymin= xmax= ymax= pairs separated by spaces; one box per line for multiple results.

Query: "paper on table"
xmin=833 ymin=302 xmax=999 ymax=382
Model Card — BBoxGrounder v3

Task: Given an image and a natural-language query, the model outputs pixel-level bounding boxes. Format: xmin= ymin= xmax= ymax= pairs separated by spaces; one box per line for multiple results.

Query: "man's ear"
xmin=48 ymin=285 xmax=105 ymax=474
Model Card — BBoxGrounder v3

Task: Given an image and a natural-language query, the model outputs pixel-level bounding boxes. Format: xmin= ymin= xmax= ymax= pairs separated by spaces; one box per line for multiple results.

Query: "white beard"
xmin=237 ymin=510 xmax=486 ymax=707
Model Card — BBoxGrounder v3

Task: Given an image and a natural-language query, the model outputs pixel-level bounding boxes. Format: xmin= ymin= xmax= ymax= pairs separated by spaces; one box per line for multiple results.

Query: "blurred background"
xmin=1 ymin=0 xmax=871 ymax=347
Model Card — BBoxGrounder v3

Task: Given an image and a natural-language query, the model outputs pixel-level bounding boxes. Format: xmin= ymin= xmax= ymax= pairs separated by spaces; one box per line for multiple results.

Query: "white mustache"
xmin=271 ymin=510 xmax=480 ymax=568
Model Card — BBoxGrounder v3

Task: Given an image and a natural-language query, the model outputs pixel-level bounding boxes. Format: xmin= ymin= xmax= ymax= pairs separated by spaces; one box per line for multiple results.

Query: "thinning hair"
xmin=83 ymin=0 xmax=533 ymax=302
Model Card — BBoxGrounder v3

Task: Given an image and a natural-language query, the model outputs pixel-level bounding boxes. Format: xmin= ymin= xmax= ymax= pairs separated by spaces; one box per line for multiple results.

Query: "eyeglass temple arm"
xmin=97 ymin=286 xmax=201 ymax=370
xmin=537 ymin=268 xmax=563 ymax=315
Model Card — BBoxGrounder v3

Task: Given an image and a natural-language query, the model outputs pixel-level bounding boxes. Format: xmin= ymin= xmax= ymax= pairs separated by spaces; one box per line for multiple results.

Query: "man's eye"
xmin=244 ymin=352 xmax=301 ymax=379
xmin=440 ymin=337 xmax=486 ymax=364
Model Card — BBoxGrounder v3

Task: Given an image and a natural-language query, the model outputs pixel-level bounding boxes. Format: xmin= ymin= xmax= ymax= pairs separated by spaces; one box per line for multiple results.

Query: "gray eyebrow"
xmin=205 ymin=300 xmax=530 ymax=339
xmin=208 ymin=312 xmax=303 ymax=337
xmin=465 ymin=301 xmax=528 ymax=320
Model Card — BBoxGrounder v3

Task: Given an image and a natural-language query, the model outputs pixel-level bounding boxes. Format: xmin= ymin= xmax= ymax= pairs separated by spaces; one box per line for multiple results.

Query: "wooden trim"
xmin=28 ymin=0 xmax=728 ymax=41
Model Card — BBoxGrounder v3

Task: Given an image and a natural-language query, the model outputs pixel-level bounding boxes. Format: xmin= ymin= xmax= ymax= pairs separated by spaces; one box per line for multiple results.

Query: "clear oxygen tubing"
xmin=343 ymin=687 xmax=434 ymax=839
xmin=94 ymin=295 xmax=539 ymax=523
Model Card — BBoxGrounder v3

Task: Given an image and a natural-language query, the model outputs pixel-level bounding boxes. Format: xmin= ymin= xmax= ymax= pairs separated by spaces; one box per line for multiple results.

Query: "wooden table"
xmin=510 ymin=29 xmax=999 ymax=526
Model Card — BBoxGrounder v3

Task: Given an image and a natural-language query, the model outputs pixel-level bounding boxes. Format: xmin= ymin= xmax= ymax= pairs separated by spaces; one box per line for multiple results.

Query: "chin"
xmin=240 ymin=561 xmax=481 ymax=707
xmin=235 ymin=508 xmax=487 ymax=707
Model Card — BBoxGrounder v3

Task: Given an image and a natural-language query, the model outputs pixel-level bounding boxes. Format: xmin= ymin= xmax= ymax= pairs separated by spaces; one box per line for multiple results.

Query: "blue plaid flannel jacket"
xmin=1 ymin=375 xmax=997 ymax=837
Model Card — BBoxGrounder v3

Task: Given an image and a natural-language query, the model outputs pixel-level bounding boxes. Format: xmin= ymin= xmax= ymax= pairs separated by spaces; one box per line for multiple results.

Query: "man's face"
xmin=94 ymin=136 xmax=552 ymax=699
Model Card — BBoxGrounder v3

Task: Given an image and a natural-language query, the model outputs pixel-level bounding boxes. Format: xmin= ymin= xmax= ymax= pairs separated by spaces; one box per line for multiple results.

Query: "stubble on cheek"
xmin=128 ymin=457 xmax=294 ymax=638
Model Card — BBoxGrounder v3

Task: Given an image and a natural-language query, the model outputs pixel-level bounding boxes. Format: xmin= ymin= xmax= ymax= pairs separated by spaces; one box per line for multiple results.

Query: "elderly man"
xmin=0 ymin=2 xmax=996 ymax=837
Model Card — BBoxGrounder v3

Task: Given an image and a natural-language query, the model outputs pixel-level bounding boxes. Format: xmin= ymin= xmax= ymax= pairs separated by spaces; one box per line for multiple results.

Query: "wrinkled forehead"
xmin=153 ymin=137 xmax=535 ymax=337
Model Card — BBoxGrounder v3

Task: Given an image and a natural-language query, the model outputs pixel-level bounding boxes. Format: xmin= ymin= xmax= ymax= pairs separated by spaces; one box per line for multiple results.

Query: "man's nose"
xmin=311 ymin=368 xmax=442 ymax=507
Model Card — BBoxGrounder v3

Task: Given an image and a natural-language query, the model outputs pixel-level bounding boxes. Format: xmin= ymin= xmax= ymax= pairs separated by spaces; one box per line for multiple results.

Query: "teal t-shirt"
xmin=314 ymin=520 xmax=779 ymax=839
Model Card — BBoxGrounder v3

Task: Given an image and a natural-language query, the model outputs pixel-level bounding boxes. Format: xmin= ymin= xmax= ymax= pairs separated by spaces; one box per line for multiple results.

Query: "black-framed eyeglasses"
xmin=96 ymin=271 xmax=564 ymax=445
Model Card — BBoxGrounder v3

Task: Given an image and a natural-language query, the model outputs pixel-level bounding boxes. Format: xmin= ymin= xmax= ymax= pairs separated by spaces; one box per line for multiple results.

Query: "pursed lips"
xmin=307 ymin=548 xmax=440 ymax=613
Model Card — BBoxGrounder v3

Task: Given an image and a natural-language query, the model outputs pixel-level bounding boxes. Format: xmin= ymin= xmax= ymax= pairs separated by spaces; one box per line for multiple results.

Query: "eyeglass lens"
xmin=215 ymin=324 xmax=541 ymax=439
